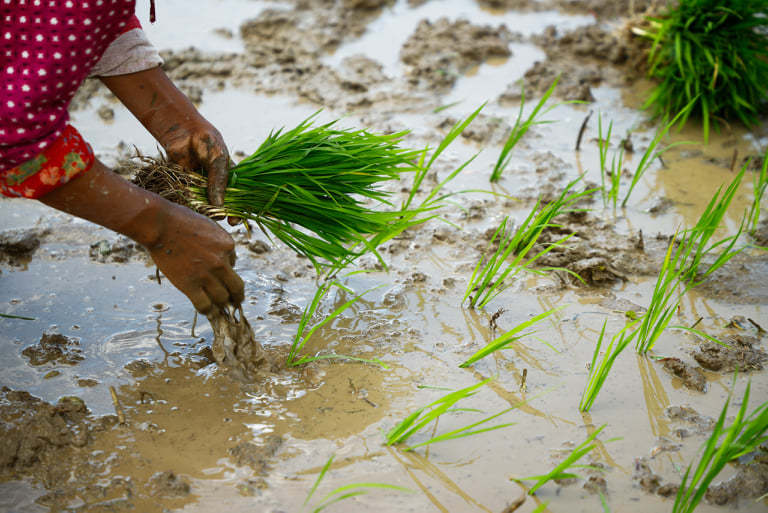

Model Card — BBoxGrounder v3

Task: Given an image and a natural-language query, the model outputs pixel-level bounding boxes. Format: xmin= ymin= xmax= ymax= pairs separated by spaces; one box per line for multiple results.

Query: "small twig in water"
xmin=575 ymin=110 xmax=593 ymax=151
xmin=109 ymin=386 xmax=126 ymax=426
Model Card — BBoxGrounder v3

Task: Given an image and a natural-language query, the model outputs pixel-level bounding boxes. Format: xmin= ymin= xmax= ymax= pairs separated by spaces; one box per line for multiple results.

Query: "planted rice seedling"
xmin=491 ymin=76 xmax=573 ymax=182
xmin=579 ymin=319 xmax=640 ymax=412
xmin=596 ymin=112 xmax=625 ymax=210
xmin=636 ymin=0 xmax=768 ymax=142
xmin=134 ymin=113 xmax=426 ymax=271
xmin=303 ymin=453 xmax=413 ymax=512
xmin=621 ymin=103 xmax=695 ymax=208
xmin=385 ymin=377 xmax=521 ymax=451
xmin=672 ymin=373 xmax=768 ymax=513
xmin=512 ymin=424 xmax=613 ymax=495
xmin=636 ymin=167 xmax=749 ymax=353
xmin=463 ymin=177 xmax=594 ymax=309
xmin=286 ymin=278 xmax=387 ymax=368
xmin=459 ymin=305 xmax=567 ymax=368
xmin=747 ymin=148 xmax=768 ymax=237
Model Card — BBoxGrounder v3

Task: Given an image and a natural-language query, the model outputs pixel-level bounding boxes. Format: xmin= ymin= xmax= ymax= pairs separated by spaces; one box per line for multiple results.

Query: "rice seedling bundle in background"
xmin=134 ymin=113 xmax=426 ymax=270
xmin=635 ymin=0 xmax=768 ymax=141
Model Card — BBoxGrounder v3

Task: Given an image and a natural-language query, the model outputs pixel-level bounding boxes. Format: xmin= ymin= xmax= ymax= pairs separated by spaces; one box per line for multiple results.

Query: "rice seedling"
xmin=579 ymin=319 xmax=640 ymax=412
xmin=679 ymin=164 xmax=746 ymax=283
xmin=303 ymin=453 xmax=413 ymax=512
xmin=512 ymin=424 xmax=613 ymax=495
xmin=403 ymin=103 xmax=486 ymax=212
xmin=491 ymin=75 xmax=570 ymax=182
xmin=596 ymin=113 xmax=625 ymax=210
xmin=635 ymin=167 xmax=749 ymax=353
xmin=636 ymin=0 xmax=768 ymax=142
xmin=385 ymin=377 xmax=522 ymax=451
xmin=747 ymin=148 xmax=768 ymax=237
xmin=463 ymin=177 xmax=595 ymax=309
xmin=0 ymin=313 xmax=36 ymax=320
xmin=672 ymin=372 xmax=768 ymax=513
xmin=286 ymin=278 xmax=387 ymax=368
xmin=134 ymin=113 xmax=427 ymax=271
xmin=459 ymin=305 xmax=567 ymax=368
xmin=621 ymin=103 xmax=696 ymax=208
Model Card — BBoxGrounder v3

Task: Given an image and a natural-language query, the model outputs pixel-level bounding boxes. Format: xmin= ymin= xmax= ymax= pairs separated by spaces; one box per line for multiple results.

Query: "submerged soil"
xmin=2 ymin=1 xmax=768 ymax=512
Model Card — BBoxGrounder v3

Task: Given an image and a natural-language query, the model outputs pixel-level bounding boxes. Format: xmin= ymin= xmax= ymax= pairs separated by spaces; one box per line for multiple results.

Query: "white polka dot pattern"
xmin=0 ymin=0 xmax=137 ymax=172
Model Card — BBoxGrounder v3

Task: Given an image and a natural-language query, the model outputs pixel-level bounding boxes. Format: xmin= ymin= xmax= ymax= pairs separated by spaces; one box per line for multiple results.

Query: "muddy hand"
xmin=161 ymin=118 xmax=230 ymax=207
xmin=39 ymin=160 xmax=244 ymax=316
xmin=147 ymin=202 xmax=245 ymax=315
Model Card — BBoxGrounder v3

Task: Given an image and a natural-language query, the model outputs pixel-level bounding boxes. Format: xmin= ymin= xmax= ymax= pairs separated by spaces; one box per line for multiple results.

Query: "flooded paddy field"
xmin=1 ymin=1 xmax=767 ymax=512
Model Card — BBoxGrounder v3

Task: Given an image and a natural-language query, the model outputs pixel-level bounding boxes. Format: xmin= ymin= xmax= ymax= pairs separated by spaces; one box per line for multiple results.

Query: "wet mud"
xmin=3 ymin=0 xmax=768 ymax=512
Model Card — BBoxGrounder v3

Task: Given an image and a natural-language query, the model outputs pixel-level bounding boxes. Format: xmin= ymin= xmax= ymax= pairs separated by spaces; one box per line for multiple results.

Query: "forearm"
xmin=100 ymin=66 xmax=198 ymax=145
xmin=99 ymin=67 xmax=230 ymax=206
xmin=38 ymin=159 xmax=165 ymax=248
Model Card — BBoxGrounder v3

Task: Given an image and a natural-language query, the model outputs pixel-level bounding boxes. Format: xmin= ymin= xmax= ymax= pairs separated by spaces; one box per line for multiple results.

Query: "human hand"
xmin=160 ymin=117 xmax=231 ymax=207
xmin=147 ymin=200 xmax=244 ymax=314
xmin=39 ymin=159 xmax=244 ymax=314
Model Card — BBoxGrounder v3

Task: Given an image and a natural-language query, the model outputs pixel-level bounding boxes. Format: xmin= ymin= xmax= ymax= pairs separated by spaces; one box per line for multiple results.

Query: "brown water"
xmin=1 ymin=1 xmax=767 ymax=512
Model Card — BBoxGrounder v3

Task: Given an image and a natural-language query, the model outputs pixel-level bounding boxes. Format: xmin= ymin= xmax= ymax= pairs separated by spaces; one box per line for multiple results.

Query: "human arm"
xmin=99 ymin=66 xmax=230 ymax=207
xmin=38 ymin=158 xmax=244 ymax=315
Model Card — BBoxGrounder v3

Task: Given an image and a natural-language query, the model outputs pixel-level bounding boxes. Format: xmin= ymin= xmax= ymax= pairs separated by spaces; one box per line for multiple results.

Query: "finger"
xmin=205 ymin=151 xmax=230 ymax=207
xmin=189 ymin=289 xmax=214 ymax=316
xmin=227 ymin=216 xmax=241 ymax=226
xmin=204 ymin=282 xmax=232 ymax=311
xmin=222 ymin=269 xmax=245 ymax=306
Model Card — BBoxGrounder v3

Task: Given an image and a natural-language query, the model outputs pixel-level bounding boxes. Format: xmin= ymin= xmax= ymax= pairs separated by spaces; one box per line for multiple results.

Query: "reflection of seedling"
xmin=303 ymin=453 xmax=413 ymax=512
xmin=385 ymin=377 xmax=523 ymax=451
xmin=512 ymin=424 xmax=614 ymax=495
xmin=287 ymin=278 xmax=386 ymax=367
xmin=636 ymin=0 xmax=768 ymax=141
xmin=491 ymin=75 xmax=576 ymax=182
xmin=460 ymin=305 xmax=566 ymax=368
xmin=579 ymin=319 xmax=639 ymax=412
xmin=672 ymin=372 xmax=768 ymax=513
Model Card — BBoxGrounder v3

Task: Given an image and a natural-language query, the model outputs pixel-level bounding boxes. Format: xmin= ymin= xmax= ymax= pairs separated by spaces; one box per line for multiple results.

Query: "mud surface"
xmin=2 ymin=1 xmax=768 ymax=512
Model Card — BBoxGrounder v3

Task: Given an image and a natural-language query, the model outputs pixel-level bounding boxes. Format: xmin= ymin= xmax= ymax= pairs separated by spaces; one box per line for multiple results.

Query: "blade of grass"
xmin=512 ymin=424 xmax=613 ymax=495
xmin=460 ymin=305 xmax=567 ymax=368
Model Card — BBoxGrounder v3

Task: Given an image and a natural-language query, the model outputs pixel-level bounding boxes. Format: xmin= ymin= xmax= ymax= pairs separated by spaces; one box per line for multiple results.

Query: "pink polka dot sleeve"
xmin=0 ymin=0 xmax=139 ymax=198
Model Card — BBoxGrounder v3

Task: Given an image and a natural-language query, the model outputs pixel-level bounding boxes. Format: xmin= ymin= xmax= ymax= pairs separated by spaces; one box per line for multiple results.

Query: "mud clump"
xmin=229 ymin=434 xmax=284 ymax=474
xmin=0 ymin=387 xmax=117 ymax=487
xmin=21 ymin=331 xmax=84 ymax=366
xmin=147 ymin=470 xmax=192 ymax=498
xmin=660 ymin=357 xmax=707 ymax=392
xmin=0 ymin=228 xmax=47 ymax=264
xmin=89 ymin=237 xmax=146 ymax=263
xmin=401 ymin=18 xmax=515 ymax=90
xmin=693 ymin=336 xmax=767 ymax=372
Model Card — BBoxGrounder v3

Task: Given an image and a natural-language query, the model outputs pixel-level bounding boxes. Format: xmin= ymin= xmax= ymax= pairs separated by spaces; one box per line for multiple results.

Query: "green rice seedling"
xmin=579 ymin=319 xmax=640 ymax=412
xmin=747 ymin=148 xmax=768 ymax=237
xmin=138 ymin=113 xmax=427 ymax=271
xmin=463 ymin=177 xmax=595 ymax=309
xmin=459 ymin=305 xmax=567 ymax=368
xmin=462 ymin=217 xmax=575 ymax=310
xmin=287 ymin=278 xmax=386 ymax=367
xmin=491 ymin=76 xmax=568 ymax=182
xmin=596 ymin=112 xmax=626 ymax=210
xmin=621 ymin=103 xmax=696 ymax=208
xmin=403 ymin=103 xmax=486 ymax=212
xmin=385 ymin=377 xmax=522 ymax=451
xmin=672 ymin=372 xmax=768 ymax=513
xmin=637 ymin=0 xmax=768 ymax=142
xmin=512 ymin=424 xmax=614 ymax=495
xmin=0 ymin=313 xmax=36 ymax=320
xmin=680 ymin=164 xmax=746 ymax=283
xmin=303 ymin=453 xmax=414 ymax=512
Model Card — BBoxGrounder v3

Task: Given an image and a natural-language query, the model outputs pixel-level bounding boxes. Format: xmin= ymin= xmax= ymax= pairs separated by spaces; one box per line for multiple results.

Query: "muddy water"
xmin=2 ymin=1 xmax=768 ymax=512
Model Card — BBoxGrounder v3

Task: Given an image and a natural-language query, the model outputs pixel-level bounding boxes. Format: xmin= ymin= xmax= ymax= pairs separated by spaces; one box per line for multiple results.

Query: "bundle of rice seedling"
xmin=132 ymin=113 xmax=426 ymax=270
